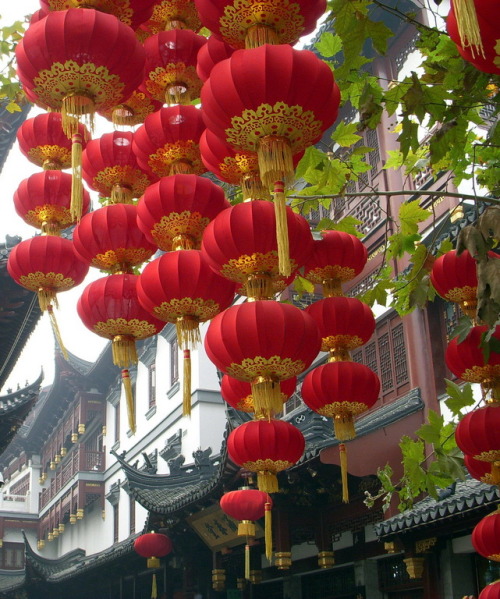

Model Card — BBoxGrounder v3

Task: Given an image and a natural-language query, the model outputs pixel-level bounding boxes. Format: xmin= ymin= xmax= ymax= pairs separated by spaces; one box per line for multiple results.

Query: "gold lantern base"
xmin=403 ymin=557 xmax=425 ymax=579
xmin=212 ymin=568 xmax=226 ymax=591
xmin=275 ymin=551 xmax=292 ymax=570
xmin=318 ymin=551 xmax=335 ymax=569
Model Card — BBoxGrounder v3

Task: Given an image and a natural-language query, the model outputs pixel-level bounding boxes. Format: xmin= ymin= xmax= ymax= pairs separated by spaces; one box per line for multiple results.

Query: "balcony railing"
xmin=0 ymin=493 xmax=30 ymax=512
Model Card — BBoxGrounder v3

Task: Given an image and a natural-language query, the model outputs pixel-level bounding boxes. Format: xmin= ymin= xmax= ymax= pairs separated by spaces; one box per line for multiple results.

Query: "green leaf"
xmin=293 ymin=276 xmax=315 ymax=296
xmin=444 ymin=380 xmax=475 ymax=418
xmin=399 ymin=201 xmax=431 ymax=237
xmin=315 ymin=32 xmax=342 ymax=58
xmin=317 ymin=215 xmax=363 ymax=237
xmin=449 ymin=316 xmax=473 ymax=344
xmin=331 ymin=122 xmax=362 ymax=148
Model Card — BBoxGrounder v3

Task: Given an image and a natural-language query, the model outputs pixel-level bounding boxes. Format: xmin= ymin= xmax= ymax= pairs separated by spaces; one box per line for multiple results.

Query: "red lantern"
xmin=305 ymin=297 xmax=375 ymax=361
xmin=446 ymin=325 xmax=500 ymax=397
xmin=431 ymin=250 xmax=480 ymax=318
xmin=133 ymin=105 xmax=207 ymax=178
xmin=201 ymin=44 xmax=339 ymax=275
xmin=304 ymin=231 xmax=368 ymax=297
xmin=447 ymin=0 xmax=500 ymax=75
xmin=136 ymin=174 xmax=229 ymax=252
xmin=480 ymin=582 xmax=500 ymax=599
xmin=137 ymin=250 xmax=235 ymax=415
xmin=142 ymin=29 xmax=206 ymax=105
xmin=77 ymin=274 xmax=165 ymax=431
xmin=464 ymin=454 xmax=495 ymax=484
xmin=227 ymin=419 xmax=305 ymax=492
xmin=201 ymin=200 xmax=314 ymax=300
xmin=98 ymin=89 xmax=163 ymax=128
xmin=14 ymin=171 xmax=91 ymax=235
xmin=473 ymin=509 xmax=500 ymax=561
xmin=221 ymin=375 xmax=297 ymax=415
xmin=194 ymin=0 xmax=326 ymax=48
xmin=82 ymin=132 xmax=155 ymax=204
xmin=137 ymin=1 xmax=202 ymax=40
xmin=16 ymin=9 xmax=145 ymax=136
xmin=39 ymin=0 xmax=157 ymax=29
xmin=455 ymin=405 xmax=500 ymax=479
xmin=73 ymin=204 xmax=157 ymax=273
xmin=16 ymin=112 xmax=89 ymax=170
xmin=205 ymin=300 xmax=321 ymax=417
xmin=196 ymin=35 xmax=235 ymax=83
xmin=134 ymin=532 xmax=173 ymax=598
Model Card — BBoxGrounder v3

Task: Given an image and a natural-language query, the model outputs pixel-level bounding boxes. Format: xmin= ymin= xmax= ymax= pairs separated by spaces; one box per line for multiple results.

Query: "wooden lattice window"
xmin=0 ymin=543 xmax=24 ymax=570
xmin=10 ymin=473 xmax=29 ymax=496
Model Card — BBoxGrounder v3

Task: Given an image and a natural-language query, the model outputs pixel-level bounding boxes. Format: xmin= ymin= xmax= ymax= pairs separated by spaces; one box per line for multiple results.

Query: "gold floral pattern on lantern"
xmin=219 ymin=0 xmax=304 ymax=48
xmin=93 ymin=165 xmax=151 ymax=199
xmin=242 ymin=458 xmax=294 ymax=474
xmin=93 ymin=248 xmax=154 ymax=272
xmin=94 ymin=318 xmax=159 ymax=340
xmin=99 ymin=92 xmax=160 ymax=126
xmin=145 ymin=64 xmax=201 ymax=104
xmin=227 ymin=356 xmax=305 ymax=381
xmin=475 ymin=449 xmax=500 ymax=463
xmin=461 ymin=364 xmax=500 ymax=384
xmin=305 ymin=265 xmax=357 ymax=284
xmin=138 ymin=1 xmax=201 ymax=39
xmin=153 ymin=298 xmax=221 ymax=322
xmin=27 ymin=145 xmax=72 ymax=170
xmin=151 ymin=211 xmax=210 ymax=250
xmin=19 ymin=271 xmax=76 ymax=292
xmin=220 ymin=252 xmax=298 ymax=283
xmin=445 ymin=285 xmax=477 ymax=303
xmin=33 ymin=60 xmax=125 ymax=112
xmin=315 ymin=401 xmax=369 ymax=419
xmin=321 ymin=334 xmax=364 ymax=353
xmin=148 ymin=141 xmax=204 ymax=177
xmin=45 ymin=1 xmax=134 ymax=25
xmin=25 ymin=205 xmax=72 ymax=230
xmin=227 ymin=102 xmax=322 ymax=154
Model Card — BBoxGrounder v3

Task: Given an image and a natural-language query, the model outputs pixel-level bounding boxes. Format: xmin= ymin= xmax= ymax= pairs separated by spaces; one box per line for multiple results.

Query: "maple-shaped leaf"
xmin=399 ymin=200 xmax=431 ymax=237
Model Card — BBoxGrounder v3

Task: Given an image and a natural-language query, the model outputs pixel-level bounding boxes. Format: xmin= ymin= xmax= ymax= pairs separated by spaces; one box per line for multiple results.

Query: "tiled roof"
xmin=375 ymin=478 xmax=500 ymax=539
xmin=0 ymin=569 xmax=25 ymax=592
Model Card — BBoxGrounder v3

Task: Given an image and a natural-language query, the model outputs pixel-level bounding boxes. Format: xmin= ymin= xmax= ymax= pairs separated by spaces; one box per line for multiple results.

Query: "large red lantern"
xmin=205 ymin=300 xmax=321 ymax=417
xmin=73 ymin=204 xmax=157 ymax=273
xmin=194 ymin=0 xmax=326 ymax=48
xmin=196 ymin=35 xmax=235 ymax=83
xmin=473 ymin=509 xmax=500 ymax=561
xmin=455 ymin=405 xmax=500 ymax=479
xmin=304 ymin=231 xmax=368 ymax=297
xmin=305 ymin=297 xmax=375 ymax=361
xmin=227 ymin=419 xmax=305 ymax=493
xmin=136 ymin=174 xmax=229 ymax=252
xmin=138 ymin=250 xmax=235 ymax=415
xmin=77 ymin=274 xmax=165 ymax=431
xmin=201 ymin=200 xmax=314 ymax=300
xmin=446 ymin=325 xmax=500 ymax=397
xmin=142 ymin=29 xmax=206 ymax=105
xmin=447 ymin=0 xmax=500 ymax=75
xmin=220 ymin=375 xmax=297 ymax=415
xmin=431 ymin=250 xmax=481 ymax=318
xmin=134 ymin=532 xmax=173 ymax=599
xmin=82 ymin=132 xmax=155 ymax=204
xmin=480 ymin=582 xmax=500 ymax=599
xmin=14 ymin=171 xmax=90 ymax=235
xmin=17 ymin=112 xmax=89 ymax=171
xmin=16 ymin=9 xmax=145 ymax=136
xmin=133 ymin=105 xmax=207 ymax=179
xmin=201 ymin=44 xmax=340 ymax=275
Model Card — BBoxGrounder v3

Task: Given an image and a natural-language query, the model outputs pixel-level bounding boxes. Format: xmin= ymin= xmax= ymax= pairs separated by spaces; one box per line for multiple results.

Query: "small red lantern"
xmin=98 ymin=89 xmax=163 ymax=128
xmin=455 ymin=405 xmax=500 ymax=481
xmin=136 ymin=174 xmax=229 ymax=252
xmin=133 ymin=105 xmax=207 ymax=178
xmin=480 ymin=582 xmax=500 ymax=599
xmin=205 ymin=300 xmax=321 ymax=418
xmin=196 ymin=35 xmax=235 ymax=82
xmin=134 ymin=532 xmax=173 ymax=599
xmin=220 ymin=375 xmax=297 ymax=415
xmin=194 ymin=0 xmax=326 ymax=48
xmin=142 ymin=29 xmax=206 ymax=105
xmin=446 ymin=325 xmax=500 ymax=398
xmin=73 ymin=204 xmax=157 ymax=273
xmin=82 ymin=131 xmax=155 ymax=204
xmin=77 ymin=274 xmax=165 ymax=431
xmin=304 ymin=231 xmax=368 ymax=297
xmin=473 ymin=509 xmax=500 ymax=561
xmin=227 ymin=419 xmax=305 ymax=493
xmin=201 ymin=200 xmax=314 ymax=300
xmin=14 ymin=171 xmax=90 ymax=235
xmin=17 ymin=112 xmax=89 ymax=170
xmin=138 ymin=250 xmax=235 ymax=415
xmin=305 ymin=297 xmax=375 ymax=361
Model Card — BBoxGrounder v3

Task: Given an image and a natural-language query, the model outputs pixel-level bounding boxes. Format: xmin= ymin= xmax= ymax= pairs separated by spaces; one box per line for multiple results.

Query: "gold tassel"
xmin=245 ymin=24 xmax=279 ymax=49
xmin=273 ymin=181 xmax=291 ymax=277
xmin=240 ymin=172 xmax=270 ymax=201
xmin=257 ymin=471 xmax=278 ymax=494
xmin=257 ymin=136 xmax=294 ymax=189
xmin=37 ymin=288 xmax=58 ymax=312
xmin=264 ymin=501 xmax=273 ymax=562
xmin=41 ymin=221 xmax=61 ymax=236
xmin=62 ymin=93 xmax=95 ymax=138
xmin=122 ymin=369 xmax=136 ymax=434
xmin=165 ymin=84 xmax=191 ymax=106
xmin=183 ymin=349 xmax=192 ymax=417
xmin=47 ymin=305 xmax=69 ymax=360
xmin=339 ymin=443 xmax=349 ymax=503
xmin=171 ymin=234 xmax=195 ymax=251
xmin=246 ymin=273 xmax=274 ymax=301
xmin=328 ymin=346 xmax=352 ymax=363
xmin=245 ymin=544 xmax=251 ymax=581
xmin=238 ymin=521 xmax=255 ymax=537
xmin=111 ymin=184 xmax=134 ymax=205
xmin=333 ymin=412 xmax=356 ymax=441
xmin=176 ymin=316 xmax=201 ymax=350
xmin=151 ymin=573 xmax=158 ymax=599
xmin=491 ymin=462 xmax=500 ymax=485
xmin=453 ymin=0 xmax=484 ymax=58
xmin=70 ymin=133 xmax=84 ymax=222
xmin=112 ymin=335 xmax=137 ymax=368
xmin=251 ymin=378 xmax=283 ymax=418
xmin=170 ymin=161 xmax=193 ymax=175
xmin=323 ymin=278 xmax=343 ymax=298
